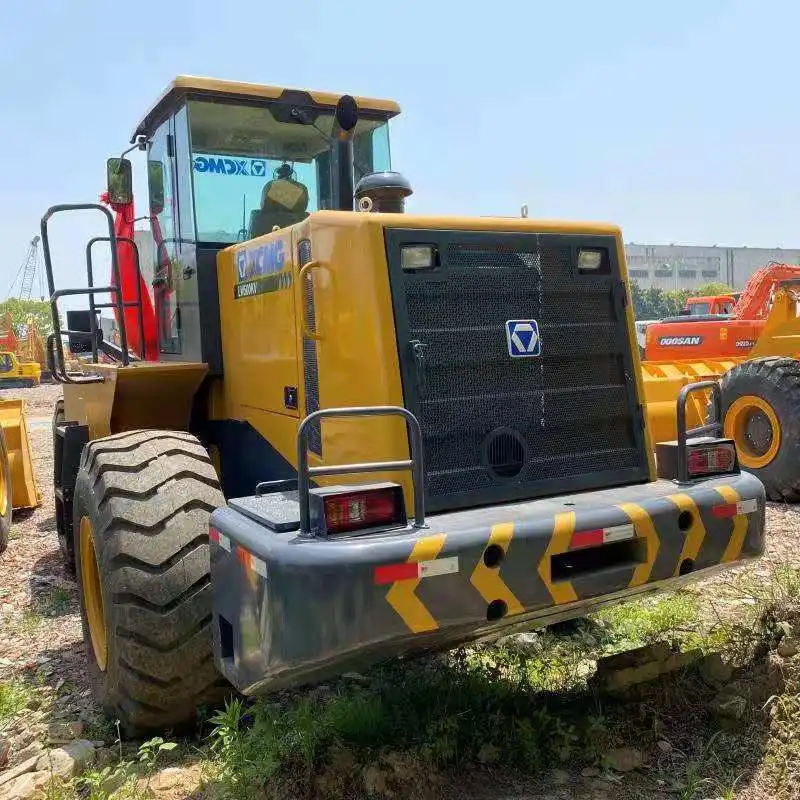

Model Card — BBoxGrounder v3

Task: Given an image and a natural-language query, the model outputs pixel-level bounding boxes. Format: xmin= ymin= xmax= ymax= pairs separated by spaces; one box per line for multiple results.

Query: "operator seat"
xmin=249 ymin=164 xmax=309 ymax=238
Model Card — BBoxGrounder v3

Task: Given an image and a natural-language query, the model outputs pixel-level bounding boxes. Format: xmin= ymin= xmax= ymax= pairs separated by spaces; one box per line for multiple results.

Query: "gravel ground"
xmin=0 ymin=384 xmax=98 ymax=730
xmin=1 ymin=384 xmax=800 ymax=799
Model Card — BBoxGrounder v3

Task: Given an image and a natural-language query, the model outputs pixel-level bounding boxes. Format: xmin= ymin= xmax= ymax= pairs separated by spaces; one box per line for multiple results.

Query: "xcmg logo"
xmin=193 ymin=156 xmax=267 ymax=177
xmin=236 ymin=240 xmax=286 ymax=282
xmin=658 ymin=336 xmax=703 ymax=346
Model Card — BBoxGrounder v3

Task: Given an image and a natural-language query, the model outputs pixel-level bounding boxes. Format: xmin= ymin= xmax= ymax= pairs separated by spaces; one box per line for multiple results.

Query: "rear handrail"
xmin=296 ymin=406 xmax=426 ymax=535
xmin=40 ymin=203 xmax=142 ymax=383
xmin=676 ymin=380 xmax=723 ymax=483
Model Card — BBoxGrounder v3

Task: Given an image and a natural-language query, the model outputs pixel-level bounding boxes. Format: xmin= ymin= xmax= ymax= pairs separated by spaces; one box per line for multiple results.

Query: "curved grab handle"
xmin=296 ymin=406 xmax=426 ymax=535
xmin=298 ymin=261 xmax=328 ymax=342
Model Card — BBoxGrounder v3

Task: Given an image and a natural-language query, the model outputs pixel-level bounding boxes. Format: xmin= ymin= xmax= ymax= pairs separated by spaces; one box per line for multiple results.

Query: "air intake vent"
xmin=299 ymin=239 xmax=321 ymax=456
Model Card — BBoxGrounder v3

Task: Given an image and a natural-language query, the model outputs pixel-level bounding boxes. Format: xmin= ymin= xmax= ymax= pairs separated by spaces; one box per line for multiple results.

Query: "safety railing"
xmin=291 ymin=406 xmax=426 ymax=535
xmin=40 ymin=203 xmax=146 ymax=384
xmin=676 ymin=381 xmax=723 ymax=483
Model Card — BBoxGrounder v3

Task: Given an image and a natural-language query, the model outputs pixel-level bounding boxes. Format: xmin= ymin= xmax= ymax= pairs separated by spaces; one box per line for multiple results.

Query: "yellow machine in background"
xmin=641 ymin=282 xmax=800 ymax=501
xmin=18 ymin=318 xmax=53 ymax=381
xmin=0 ymin=351 xmax=41 ymax=388
xmin=0 ymin=397 xmax=41 ymax=551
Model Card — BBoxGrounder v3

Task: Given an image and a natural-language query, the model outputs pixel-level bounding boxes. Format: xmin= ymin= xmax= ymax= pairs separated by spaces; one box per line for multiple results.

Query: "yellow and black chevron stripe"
xmin=377 ymin=484 xmax=762 ymax=634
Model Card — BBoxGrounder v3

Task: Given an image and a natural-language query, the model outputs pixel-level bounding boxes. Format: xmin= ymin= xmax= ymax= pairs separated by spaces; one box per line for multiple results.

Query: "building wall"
xmin=623 ymin=243 xmax=800 ymax=291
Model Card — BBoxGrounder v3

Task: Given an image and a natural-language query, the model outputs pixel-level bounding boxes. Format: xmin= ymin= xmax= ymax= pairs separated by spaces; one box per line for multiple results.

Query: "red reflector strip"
xmin=570 ymin=529 xmax=603 ymax=549
xmin=209 ymin=527 xmax=231 ymax=551
xmin=374 ymin=556 xmax=459 ymax=585
xmin=235 ymin=546 xmax=267 ymax=577
xmin=570 ymin=523 xmax=636 ymax=550
xmin=712 ymin=498 xmax=758 ymax=518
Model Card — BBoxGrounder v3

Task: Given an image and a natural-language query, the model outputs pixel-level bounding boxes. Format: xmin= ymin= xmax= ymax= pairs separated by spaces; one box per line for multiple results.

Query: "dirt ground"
xmin=2 ymin=383 xmax=800 ymax=800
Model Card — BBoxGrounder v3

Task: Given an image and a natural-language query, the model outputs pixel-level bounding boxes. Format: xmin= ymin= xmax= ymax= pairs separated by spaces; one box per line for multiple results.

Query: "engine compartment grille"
xmin=385 ymin=230 xmax=650 ymax=512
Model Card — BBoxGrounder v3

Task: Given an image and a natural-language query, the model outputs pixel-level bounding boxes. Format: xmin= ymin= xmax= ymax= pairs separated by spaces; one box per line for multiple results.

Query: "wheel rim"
xmin=724 ymin=394 xmax=781 ymax=469
xmin=79 ymin=516 xmax=107 ymax=671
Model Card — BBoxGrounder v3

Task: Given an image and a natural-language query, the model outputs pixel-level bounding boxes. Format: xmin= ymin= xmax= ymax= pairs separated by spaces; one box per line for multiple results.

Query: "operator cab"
xmin=110 ymin=76 xmax=400 ymax=371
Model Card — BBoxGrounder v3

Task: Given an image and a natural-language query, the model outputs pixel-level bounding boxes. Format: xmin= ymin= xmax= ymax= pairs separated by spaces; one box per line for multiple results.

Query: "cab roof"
xmin=132 ymin=75 xmax=402 ymax=142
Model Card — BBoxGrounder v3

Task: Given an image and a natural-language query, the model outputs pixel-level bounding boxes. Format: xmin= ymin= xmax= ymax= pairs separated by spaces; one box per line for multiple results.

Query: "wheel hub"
xmin=744 ymin=410 xmax=773 ymax=456
xmin=724 ymin=394 xmax=782 ymax=470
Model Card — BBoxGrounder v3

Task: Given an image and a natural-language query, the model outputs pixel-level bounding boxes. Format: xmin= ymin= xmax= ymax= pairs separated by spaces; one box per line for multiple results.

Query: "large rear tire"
xmin=0 ymin=427 xmax=12 ymax=554
xmin=72 ymin=429 xmax=230 ymax=735
xmin=718 ymin=357 xmax=800 ymax=502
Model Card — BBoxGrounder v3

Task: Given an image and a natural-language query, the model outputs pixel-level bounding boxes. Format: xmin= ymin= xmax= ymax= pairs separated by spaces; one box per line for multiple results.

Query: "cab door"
xmin=148 ymin=117 xmax=182 ymax=355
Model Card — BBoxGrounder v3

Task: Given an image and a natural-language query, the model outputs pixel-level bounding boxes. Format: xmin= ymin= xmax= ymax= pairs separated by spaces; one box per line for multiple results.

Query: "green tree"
xmin=0 ymin=299 xmax=54 ymax=335
xmin=692 ymin=282 xmax=733 ymax=296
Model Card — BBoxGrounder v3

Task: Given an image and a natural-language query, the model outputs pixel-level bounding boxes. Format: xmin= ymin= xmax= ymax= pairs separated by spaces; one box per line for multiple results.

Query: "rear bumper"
xmin=209 ymin=471 xmax=765 ymax=695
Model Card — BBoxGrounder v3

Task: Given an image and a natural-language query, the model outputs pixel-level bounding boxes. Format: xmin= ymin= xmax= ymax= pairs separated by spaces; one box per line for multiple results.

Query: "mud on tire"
xmin=72 ymin=429 xmax=230 ymax=735
xmin=717 ymin=357 xmax=800 ymax=502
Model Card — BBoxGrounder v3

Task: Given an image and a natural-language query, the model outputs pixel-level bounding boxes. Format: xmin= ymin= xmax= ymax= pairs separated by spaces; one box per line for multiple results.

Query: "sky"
xmin=1 ymin=0 xmax=799 ymax=299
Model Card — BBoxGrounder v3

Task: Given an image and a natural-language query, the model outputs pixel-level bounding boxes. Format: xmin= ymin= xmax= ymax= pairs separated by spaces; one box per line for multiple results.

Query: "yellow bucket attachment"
xmin=0 ymin=398 xmax=41 ymax=510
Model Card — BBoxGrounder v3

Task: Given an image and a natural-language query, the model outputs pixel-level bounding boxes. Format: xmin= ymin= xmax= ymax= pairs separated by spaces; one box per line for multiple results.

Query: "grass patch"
xmin=0 ymin=679 xmax=33 ymax=726
xmin=594 ymin=592 xmax=702 ymax=650
xmin=36 ymin=585 xmax=74 ymax=618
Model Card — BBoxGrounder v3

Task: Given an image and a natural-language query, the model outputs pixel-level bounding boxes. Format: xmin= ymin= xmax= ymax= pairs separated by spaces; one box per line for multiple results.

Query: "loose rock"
xmin=777 ymin=637 xmax=799 ymax=658
xmin=0 ymin=770 xmax=51 ymax=800
xmin=605 ymin=747 xmax=643 ymax=772
xmin=0 ymin=757 xmax=41 ymax=788
xmin=151 ymin=766 xmax=190 ymax=791
xmin=699 ymin=652 xmax=733 ymax=686
xmin=46 ymin=721 xmax=83 ymax=744
xmin=35 ymin=740 xmax=95 ymax=779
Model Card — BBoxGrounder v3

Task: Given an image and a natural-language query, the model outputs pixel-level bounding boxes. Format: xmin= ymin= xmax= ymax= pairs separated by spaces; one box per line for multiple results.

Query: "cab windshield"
xmin=687 ymin=302 xmax=710 ymax=315
xmin=187 ymin=100 xmax=391 ymax=243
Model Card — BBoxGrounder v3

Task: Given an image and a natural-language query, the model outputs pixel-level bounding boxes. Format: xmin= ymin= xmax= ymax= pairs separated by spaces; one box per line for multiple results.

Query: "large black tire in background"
xmin=717 ymin=357 xmax=800 ymax=502
xmin=73 ymin=429 xmax=230 ymax=735
xmin=0 ymin=427 xmax=12 ymax=554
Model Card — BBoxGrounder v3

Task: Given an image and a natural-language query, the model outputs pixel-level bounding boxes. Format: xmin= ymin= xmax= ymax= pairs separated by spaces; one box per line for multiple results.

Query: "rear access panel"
xmin=384 ymin=229 xmax=650 ymax=512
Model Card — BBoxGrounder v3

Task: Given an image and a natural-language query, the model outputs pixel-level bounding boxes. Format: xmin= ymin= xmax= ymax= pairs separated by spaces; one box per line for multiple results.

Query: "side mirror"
xmin=333 ymin=95 xmax=359 ymax=137
xmin=106 ymin=158 xmax=133 ymax=205
xmin=148 ymin=161 xmax=165 ymax=215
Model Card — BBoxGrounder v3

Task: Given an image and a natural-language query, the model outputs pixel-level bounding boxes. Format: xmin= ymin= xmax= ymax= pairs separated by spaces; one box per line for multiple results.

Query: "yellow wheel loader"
xmin=0 ymin=398 xmax=41 ymax=552
xmin=42 ymin=75 xmax=766 ymax=736
xmin=642 ymin=281 xmax=800 ymax=501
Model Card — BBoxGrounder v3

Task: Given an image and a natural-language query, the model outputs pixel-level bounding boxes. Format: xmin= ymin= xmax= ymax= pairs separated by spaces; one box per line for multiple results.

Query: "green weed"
xmin=0 ymin=679 xmax=32 ymax=725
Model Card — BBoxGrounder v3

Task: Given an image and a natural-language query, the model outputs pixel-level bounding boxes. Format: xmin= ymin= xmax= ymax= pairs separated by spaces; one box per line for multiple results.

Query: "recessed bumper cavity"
xmin=209 ymin=471 xmax=765 ymax=695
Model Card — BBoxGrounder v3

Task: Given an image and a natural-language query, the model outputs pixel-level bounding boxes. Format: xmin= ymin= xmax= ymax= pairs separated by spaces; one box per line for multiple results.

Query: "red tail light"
xmin=323 ymin=486 xmax=405 ymax=535
xmin=687 ymin=443 xmax=736 ymax=477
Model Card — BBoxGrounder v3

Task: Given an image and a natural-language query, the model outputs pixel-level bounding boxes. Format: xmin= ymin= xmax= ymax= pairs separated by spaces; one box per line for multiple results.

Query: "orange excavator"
xmin=644 ymin=262 xmax=800 ymax=360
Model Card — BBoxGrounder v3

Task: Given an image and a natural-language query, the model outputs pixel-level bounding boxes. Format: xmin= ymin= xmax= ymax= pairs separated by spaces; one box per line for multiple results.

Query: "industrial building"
xmin=624 ymin=243 xmax=800 ymax=291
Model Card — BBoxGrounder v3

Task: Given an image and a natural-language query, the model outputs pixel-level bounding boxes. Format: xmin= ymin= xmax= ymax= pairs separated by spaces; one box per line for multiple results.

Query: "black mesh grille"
xmin=299 ymin=239 xmax=321 ymax=455
xmin=386 ymin=230 xmax=648 ymax=510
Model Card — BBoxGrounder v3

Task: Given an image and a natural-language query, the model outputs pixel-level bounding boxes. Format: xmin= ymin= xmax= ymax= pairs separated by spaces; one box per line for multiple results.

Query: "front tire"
xmin=718 ymin=357 xmax=800 ymax=502
xmin=73 ymin=429 xmax=229 ymax=735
